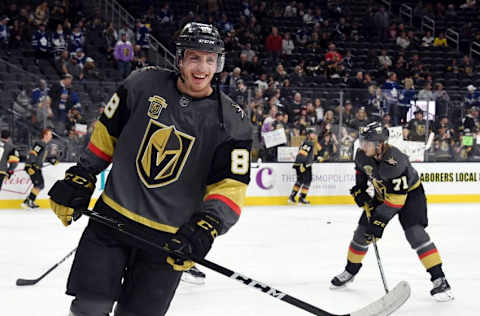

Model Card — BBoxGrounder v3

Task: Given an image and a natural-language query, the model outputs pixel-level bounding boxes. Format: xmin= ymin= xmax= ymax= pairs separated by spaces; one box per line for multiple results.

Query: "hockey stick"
xmin=364 ymin=206 xmax=390 ymax=294
xmin=372 ymin=238 xmax=389 ymax=293
xmin=16 ymin=247 xmax=77 ymax=286
xmin=77 ymin=209 xmax=410 ymax=316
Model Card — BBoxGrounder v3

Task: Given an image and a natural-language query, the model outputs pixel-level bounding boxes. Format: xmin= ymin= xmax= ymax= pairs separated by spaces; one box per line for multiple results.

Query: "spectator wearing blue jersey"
xmin=158 ymin=2 xmax=173 ymax=25
xmin=398 ymin=78 xmax=416 ymax=125
xmin=464 ymin=84 xmax=480 ymax=109
xmin=0 ymin=16 xmax=10 ymax=55
xmin=51 ymin=24 xmax=67 ymax=59
xmin=382 ymin=72 xmax=401 ymax=123
xmin=69 ymin=25 xmax=85 ymax=53
xmin=32 ymin=79 xmax=49 ymax=107
xmin=135 ymin=20 xmax=150 ymax=54
xmin=32 ymin=23 xmax=49 ymax=65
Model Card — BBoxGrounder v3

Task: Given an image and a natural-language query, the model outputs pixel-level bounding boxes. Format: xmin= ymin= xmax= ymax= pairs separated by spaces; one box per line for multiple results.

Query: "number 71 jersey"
xmin=81 ymin=69 xmax=253 ymax=235
xmin=354 ymin=145 xmax=421 ymax=210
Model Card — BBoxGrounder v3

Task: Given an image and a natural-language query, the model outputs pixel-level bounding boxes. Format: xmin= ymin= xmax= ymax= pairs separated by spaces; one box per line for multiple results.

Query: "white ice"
xmin=1 ymin=204 xmax=478 ymax=316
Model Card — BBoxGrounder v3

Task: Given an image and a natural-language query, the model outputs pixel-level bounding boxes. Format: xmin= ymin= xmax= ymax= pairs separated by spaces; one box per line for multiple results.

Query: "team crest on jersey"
xmin=147 ymin=95 xmax=167 ymax=119
xmin=136 ymin=120 xmax=195 ymax=188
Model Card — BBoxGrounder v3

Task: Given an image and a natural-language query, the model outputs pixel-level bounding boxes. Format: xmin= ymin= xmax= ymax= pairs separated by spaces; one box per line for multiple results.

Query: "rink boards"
xmin=1 ymin=162 xmax=480 ymax=208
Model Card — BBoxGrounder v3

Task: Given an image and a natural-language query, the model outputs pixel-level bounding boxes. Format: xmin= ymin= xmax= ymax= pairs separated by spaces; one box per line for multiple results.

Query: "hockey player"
xmin=0 ymin=130 xmax=20 ymax=190
xmin=330 ymin=122 xmax=453 ymax=301
xmin=22 ymin=128 xmax=58 ymax=209
xmin=288 ymin=129 xmax=317 ymax=205
xmin=48 ymin=22 xmax=252 ymax=316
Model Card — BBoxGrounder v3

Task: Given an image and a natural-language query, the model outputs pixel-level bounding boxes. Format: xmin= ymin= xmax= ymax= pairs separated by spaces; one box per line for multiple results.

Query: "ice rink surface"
xmin=1 ymin=203 xmax=479 ymax=316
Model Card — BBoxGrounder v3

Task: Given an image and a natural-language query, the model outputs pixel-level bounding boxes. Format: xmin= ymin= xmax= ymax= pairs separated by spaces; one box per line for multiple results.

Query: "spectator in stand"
xmin=241 ymin=42 xmax=256 ymax=62
xmin=103 ymin=22 xmax=118 ymax=60
xmin=282 ymin=32 xmax=295 ymax=55
xmin=32 ymin=79 xmax=49 ymax=107
xmin=382 ymin=72 xmax=400 ymax=122
xmin=317 ymin=131 xmax=338 ymax=162
xmin=0 ymin=16 xmax=10 ymax=54
xmin=460 ymin=0 xmax=476 ymax=9
xmin=65 ymin=53 xmax=83 ymax=80
xmin=421 ymin=31 xmax=434 ymax=47
xmin=55 ymin=50 xmax=69 ymax=75
xmin=51 ymin=23 xmax=66 ymax=59
xmin=433 ymin=32 xmax=447 ymax=48
xmin=464 ymin=84 xmax=480 ymax=109
xmin=407 ymin=109 xmax=428 ymax=141
xmin=118 ymin=23 xmax=135 ymax=44
xmin=158 ymin=2 xmax=173 ymax=24
xmin=463 ymin=106 xmax=480 ymax=132
xmin=382 ymin=112 xmax=393 ymax=128
xmin=227 ymin=67 xmax=242 ymax=93
xmin=284 ymin=1 xmax=298 ymax=17
xmin=32 ymin=23 xmax=50 ymax=65
xmin=83 ymin=57 xmax=103 ymax=80
xmin=378 ymin=48 xmax=392 ymax=68
xmin=36 ymin=95 xmax=54 ymax=129
xmin=290 ymin=65 xmax=306 ymax=87
xmin=396 ymin=31 xmax=410 ymax=49
xmin=374 ymin=6 xmax=389 ymax=40
xmin=114 ymin=33 xmax=134 ymax=79
xmin=335 ymin=17 xmax=350 ymax=41
xmin=49 ymin=73 xmax=73 ymax=125
xmin=69 ymin=24 xmax=85 ymax=53
xmin=417 ymin=83 xmax=434 ymax=101
xmin=135 ymin=20 xmax=150 ymax=54
xmin=33 ymin=1 xmax=49 ymax=27
xmin=265 ymin=26 xmax=282 ymax=59
xmin=218 ymin=13 xmax=233 ymax=33
xmin=325 ymin=43 xmax=342 ymax=63
xmin=398 ymin=78 xmax=416 ymax=125
xmin=433 ymin=83 xmax=450 ymax=102
xmin=273 ymin=63 xmax=288 ymax=82
xmin=287 ymin=92 xmax=304 ymax=122
xmin=296 ymin=27 xmax=309 ymax=46
xmin=350 ymin=107 xmax=370 ymax=131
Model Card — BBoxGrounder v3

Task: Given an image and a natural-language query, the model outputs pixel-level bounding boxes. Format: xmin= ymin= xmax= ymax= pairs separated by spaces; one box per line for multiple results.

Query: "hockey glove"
xmin=25 ymin=164 xmax=39 ymax=176
xmin=365 ymin=210 xmax=392 ymax=241
xmin=164 ymin=213 xmax=222 ymax=271
xmin=350 ymin=185 xmax=372 ymax=208
xmin=48 ymin=166 xmax=96 ymax=226
xmin=299 ymin=163 xmax=306 ymax=173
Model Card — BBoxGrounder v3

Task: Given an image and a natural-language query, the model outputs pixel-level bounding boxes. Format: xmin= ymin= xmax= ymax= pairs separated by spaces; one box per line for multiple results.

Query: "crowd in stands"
xmin=2 ymin=0 xmax=480 ymax=163
xmin=0 ymin=0 xmax=154 ymax=160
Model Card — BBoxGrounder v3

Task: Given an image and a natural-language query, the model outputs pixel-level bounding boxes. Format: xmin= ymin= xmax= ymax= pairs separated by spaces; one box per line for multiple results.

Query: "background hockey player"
xmin=0 ymin=130 xmax=20 ymax=190
xmin=22 ymin=128 xmax=58 ymax=209
xmin=330 ymin=122 xmax=453 ymax=302
xmin=48 ymin=22 xmax=252 ymax=316
xmin=288 ymin=129 xmax=317 ymax=205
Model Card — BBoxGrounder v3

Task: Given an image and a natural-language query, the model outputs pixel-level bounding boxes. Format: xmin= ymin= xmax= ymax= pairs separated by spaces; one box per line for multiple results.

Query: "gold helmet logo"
xmin=136 ymin=120 xmax=195 ymax=188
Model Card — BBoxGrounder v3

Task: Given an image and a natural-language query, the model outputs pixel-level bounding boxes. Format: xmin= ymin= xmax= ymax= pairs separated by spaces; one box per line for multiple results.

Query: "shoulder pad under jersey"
xmin=379 ymin=145 xmax=409 ymax=179
xmin=220 ymin=92 xmax=253 ymax=141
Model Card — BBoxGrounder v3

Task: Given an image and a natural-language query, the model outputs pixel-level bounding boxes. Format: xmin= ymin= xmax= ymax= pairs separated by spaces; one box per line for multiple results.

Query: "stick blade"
xmin=16 ymin=278 xmax=38 ymax=286
xmin=350 ymin=281 xmax=411 ymax=316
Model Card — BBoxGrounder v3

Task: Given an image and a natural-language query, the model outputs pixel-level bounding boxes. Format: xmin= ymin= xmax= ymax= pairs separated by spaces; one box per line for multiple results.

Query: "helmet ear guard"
xmin=175 ymin=22 xmax=225 ymax=73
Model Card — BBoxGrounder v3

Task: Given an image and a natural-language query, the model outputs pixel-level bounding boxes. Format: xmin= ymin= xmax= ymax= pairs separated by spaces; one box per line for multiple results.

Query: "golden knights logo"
xmin=147 ymin=95 xmax=167 ymax=119
xmin=136 ymin=120 xmax=195 ymax=188
xmin=363 ymin=165 xmax=373 ymax=177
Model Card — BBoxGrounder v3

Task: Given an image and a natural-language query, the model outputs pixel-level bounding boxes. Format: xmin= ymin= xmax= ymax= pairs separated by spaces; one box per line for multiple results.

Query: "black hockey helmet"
xmin=175 ymin=22 xmax=225 ymax=73
xmin=359 ymin=122 xmax=389 ymax=143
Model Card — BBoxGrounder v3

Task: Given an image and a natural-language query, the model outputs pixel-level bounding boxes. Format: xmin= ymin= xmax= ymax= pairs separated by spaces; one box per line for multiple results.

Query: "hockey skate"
xmin=330 ymin=270 xmax=355 ymax=289
xmin=181 ymin=265 xmax=206 ymax=285
xmin=431 ymin=277 xmax=454 ymax=301
xmin=21 ymin=199 xmax=39 ymax=209
xmin=287 ymin=196 xmax=297 ymax=205
xmin=298 ymin=197 xmax=310 ymax=205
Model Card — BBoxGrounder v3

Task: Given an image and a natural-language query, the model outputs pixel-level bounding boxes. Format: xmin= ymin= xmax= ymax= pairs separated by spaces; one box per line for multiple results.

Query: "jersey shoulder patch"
xmin=221 ymin=92 xmax=252 ymax=141
xmin=379 ymin=146 xmax=408 ymax=180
